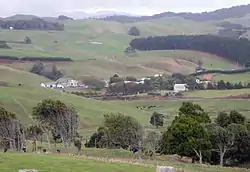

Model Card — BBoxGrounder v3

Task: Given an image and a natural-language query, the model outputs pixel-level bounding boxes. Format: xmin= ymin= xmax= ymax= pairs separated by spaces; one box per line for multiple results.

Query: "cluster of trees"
xmin=0 ymin=107 xmax=24 ymax=151
xmin=128 ymin=27 xmax=140 ymax=36
xmin=151 ymin=73 xmax=250 ymax=91
xmin=124 ymin=46 xmax=137 ymax=57
xmin=209 ymin=80 xmax=250 ymax=90
xmin=30 ymin=62 xmax=63 ymax=81
xmin=130 ymin=35 xmax=250 ymax=64
xmin=101 ymin=4 xmax=250 ymax=23
xmin=0 ymin=56 xmax=72 ymax=62
xmin=108 ymin=74 xmax=153 ymax=94
xmin=161 ymin=102 xmax=250 ymax=166
xmin=85 ymin=102 xmax=250 ymax=167
xmin=0 ymin=99 xmax=81 ymax=152
xmin=58 ymin=15 xmax=74 ymax=20
xmin=191 ymin=68 xmax=250 ymax=76
xmin=0 ymin=18 xmax=64 ymax=30
xmin=106 ymin=73 xmax=250 ymax=95
xmin=85 ymin=113 xmax=145 ymax=153
xmin=151 ymin=73 xmax=204 ymax=91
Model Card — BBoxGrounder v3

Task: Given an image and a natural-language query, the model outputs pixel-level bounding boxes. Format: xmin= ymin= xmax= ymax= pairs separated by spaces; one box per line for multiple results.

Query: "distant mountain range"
xmin=0 ymin=11 xmax=140 ymax=21
xmin=57 ymin=11 xmax=141 ymax=19
xmin=2 ymin=4 xmax=250 ymax=22
xmin=100 ymin=4 xmax=250 ymax=23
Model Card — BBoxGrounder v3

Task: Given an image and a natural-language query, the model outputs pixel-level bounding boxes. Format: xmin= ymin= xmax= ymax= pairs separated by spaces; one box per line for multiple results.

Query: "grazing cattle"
xmin=131 ymin=147 xmax=139 ymax=153
xmin=22 ymin=147 xmax=27 ymax=152
xmin=56 ymin=149 xmax=61 ymax=154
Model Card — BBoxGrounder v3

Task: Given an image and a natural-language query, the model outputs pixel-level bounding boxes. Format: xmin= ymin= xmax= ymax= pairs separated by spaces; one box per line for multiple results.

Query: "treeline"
xmin=215 ymin=21 xmax=249 ymax=39
xmin=101 ymin=4 xmax=250 ymax=23
xmin=0 ymin=99 xmax=82 ymax=153
xmin=190 ymin=68 xmax=250 ymax=76
xmin=0 ymin=56 xmax=72 ymax=62
xmin=30 ymin=62 xmax=63 ymax=81
xmin=130 ymin=35 xmax=250 ymax=64
xmin=151 ymin=73 xmax=250 ymax=91
xmin=0 ymin=18 xmax=64 ymax=31
xmin=85 ymin=102 xmax=250 ymax=167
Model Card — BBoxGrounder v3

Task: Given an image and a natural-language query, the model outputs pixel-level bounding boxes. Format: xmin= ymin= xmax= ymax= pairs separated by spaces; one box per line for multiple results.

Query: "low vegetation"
xmin=0 ymin=18 xmax=64 ymax=30
xmin=30 ymin=62 xmax=63 ymax=80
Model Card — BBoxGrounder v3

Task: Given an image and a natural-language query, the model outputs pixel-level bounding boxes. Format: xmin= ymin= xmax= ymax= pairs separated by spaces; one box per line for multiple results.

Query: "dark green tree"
xmin=229 ymin=110 xmax=246 ymax=125
xmin=217 ymin=80 xmax=226 ymax=90
xmin=205 ymin=124 xmax=235 ymax=166
xmin=30 ymin=62 xmax=45 ymax=75
xmin=128 ymin=27 xmax=140 ymax=36
xmin=50 ymin=64 xmax=63 ymax=80
xmin=32 ymin=99 xmax=79 ymax=148
xmin=85 ymin=127 xmax=105 ymax=148
xmin=215 ymin=110 xmax=245 ymax=127
xmin=227 ymin=123 xmax=250 ymax=163
xmin=160 ymin=115 xmax=211 ymax=163
xmin=178 ymin=102 xmax=211 ymax=123
xmin=150 ymin=112 xmax=164 ymax=128
xmin=215 ymin=112 xmax=231 ymax=127
xmin=103 ymin=113 xmax=143 ymax=149
xmin=24 ymin=36 xmax=32 ymax=44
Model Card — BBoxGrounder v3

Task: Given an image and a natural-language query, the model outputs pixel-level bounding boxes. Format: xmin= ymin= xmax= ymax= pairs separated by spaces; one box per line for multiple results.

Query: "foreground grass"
xmin=0 ymin=152 xmax=154 ymax=172
xmin=0 ymin=151 xmax=248 ymax=172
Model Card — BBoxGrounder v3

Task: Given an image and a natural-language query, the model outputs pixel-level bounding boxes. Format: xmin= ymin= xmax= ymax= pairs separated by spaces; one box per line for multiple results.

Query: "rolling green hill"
xmin=0 ymin=15 xmax=239 ymax=79
xmin=0 ymin=12 xmax=250 ymax=131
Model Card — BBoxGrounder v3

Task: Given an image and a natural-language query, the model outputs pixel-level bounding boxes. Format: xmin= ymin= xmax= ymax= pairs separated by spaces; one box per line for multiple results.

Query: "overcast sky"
xmin=1 ymin=0 xmax=250 ymax=17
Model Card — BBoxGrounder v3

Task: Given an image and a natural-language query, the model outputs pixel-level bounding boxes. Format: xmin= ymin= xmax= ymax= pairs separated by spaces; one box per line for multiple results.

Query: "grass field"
xmin=184 ymin=89 xmax=250 ymax=98
xmin=0 ymin=151 xmax=248 ymax=172
xmin=0 ymin=17 xmax=234 ymax=79
xmin=0 ymin=152 xmax=154 ymax=172
xmin=2 ymin=65 xmax=250 ymax=134
xmin=5 ymin=50 xmax=237 ymax=79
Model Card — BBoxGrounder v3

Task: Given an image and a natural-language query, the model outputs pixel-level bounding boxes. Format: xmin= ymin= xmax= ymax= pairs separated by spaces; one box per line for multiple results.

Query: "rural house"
xmin=174 ymin=84 xmax=189 ymax=92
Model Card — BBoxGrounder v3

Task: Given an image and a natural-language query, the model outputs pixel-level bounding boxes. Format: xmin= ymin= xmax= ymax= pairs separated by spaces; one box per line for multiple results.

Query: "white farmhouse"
xmin=174 ymin=84 xmax=189 ymax=92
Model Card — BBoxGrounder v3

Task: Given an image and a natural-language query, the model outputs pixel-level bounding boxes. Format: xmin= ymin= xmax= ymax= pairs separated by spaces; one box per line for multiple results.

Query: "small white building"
xmin=56 ymin=78 xmax=79 ymax=87
xmin=174 ymin=84 xmax=189 ymax=92
xmin=154 ymin=74 xmax=163 ymax=77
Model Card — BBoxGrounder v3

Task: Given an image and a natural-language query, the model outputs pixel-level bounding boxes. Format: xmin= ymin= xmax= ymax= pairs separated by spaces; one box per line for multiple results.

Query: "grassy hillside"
xmin=0 ymin=66 xmax=151 ymax=133
xmin=6 ymin=50 xmax=236 ymax=79
xmin=0 ymin=17 xmax=241 ymax=79
xmin=2 ymin=64 xmax=250 ymax=143
xmin=0 ymin=18 xmax=218 ymax=59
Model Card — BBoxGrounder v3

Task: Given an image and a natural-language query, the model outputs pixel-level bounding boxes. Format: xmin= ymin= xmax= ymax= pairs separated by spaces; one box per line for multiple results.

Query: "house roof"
xmin=56 ymin=77 xmax=74 ymax=83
